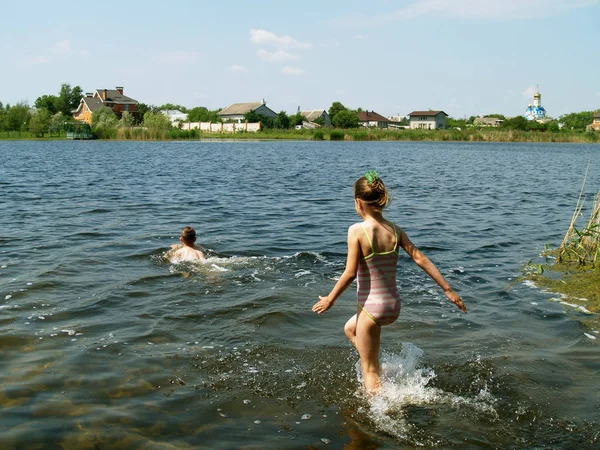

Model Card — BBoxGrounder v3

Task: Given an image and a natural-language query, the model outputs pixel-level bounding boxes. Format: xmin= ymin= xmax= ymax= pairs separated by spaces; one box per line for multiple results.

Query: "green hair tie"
xmin=365 ymin=170 xmax=379 ymax=184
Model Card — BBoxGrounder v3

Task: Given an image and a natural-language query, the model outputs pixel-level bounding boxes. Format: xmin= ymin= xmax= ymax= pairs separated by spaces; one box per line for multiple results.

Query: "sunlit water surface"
xmin=1 ymin=140 xmax=599 ymax=449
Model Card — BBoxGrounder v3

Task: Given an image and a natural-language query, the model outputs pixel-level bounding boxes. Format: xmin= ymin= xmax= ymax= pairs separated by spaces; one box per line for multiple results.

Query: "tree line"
xmin=1 ymin=83 xmax=597 ymax=137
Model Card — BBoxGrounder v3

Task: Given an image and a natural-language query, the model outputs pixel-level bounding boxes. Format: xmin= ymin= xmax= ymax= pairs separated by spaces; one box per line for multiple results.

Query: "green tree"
xmin=34 ymin=95 xmax=59 ymax=115
xmin=92 ymin=107 xmax=119 ymax=129
xmin=6 ymin=101 xmax=31 ymax=131
xmin=135 ymin=103 xmax=160 ymax=125
xmin=501 ymin=116 xmax=529 ymax=131
xmin=447 ymin=117 xmax=468 ymax=129
xmin=143 ymin=111 xmax=171 ymax=129
xmin=159 ymin=103 xmax=188 ymax=113
xmin=244 ymin=110 xmax=274 ymax=128
xmin=119 ymin=111 xmax=135 ymax=127
xmin=55 ymin=83 xmax=83 ymax=117
xmin=0 ymin=102 xmax=6 ymax=131
xmin=328 ymin=101 xmax=347 ymax=122
xmin=274 ymin=111 xmax=290 ymax=129
xmin=49 ymin=112 xmax=64 ymax=135
xmin=332 ymin=109 xmax=359 ymax=128
xmin=187 ymin=106 xmax=221 ymax=122
xmin=289 ymin=112 xmax=304 ymax=127
xmin=29 ymin=108 xmax=51 ymax=137
xmin=559 ymin=111 xmax=595 ymax=131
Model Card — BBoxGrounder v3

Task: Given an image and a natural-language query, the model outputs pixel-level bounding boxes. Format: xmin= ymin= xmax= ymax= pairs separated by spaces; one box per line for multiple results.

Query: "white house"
xmin=218 ymin=101 xmax=277 ymax=123
xmin=407 ymin=110 xmax=448 ymax=130
xmin=162 ymin=110 xmax=188 ymax=125
xmin=358 ymin=111 xmax=390 ymax=128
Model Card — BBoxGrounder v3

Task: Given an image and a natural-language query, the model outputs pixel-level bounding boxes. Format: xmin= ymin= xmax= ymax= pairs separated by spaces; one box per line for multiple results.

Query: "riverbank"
xmin=2 ymin=128 xmax=599 ymax=143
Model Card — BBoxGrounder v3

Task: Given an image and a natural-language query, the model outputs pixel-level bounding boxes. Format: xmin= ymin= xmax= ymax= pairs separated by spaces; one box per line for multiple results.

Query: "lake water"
xmin=1 ymin=140 xmax=599 ymax=449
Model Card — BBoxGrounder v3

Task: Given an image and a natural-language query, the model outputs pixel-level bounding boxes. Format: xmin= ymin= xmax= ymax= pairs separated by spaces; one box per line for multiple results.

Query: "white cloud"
xmin=230 ymin=64 xmax=247 ymax=72
xmin=257 ymin=49 xmax=299 ymax=62
xmin=80 ymin=50 xmax=90 ymax=57
xmin=355 ymin=34 xmax=368 ymax=40
xmin=152 ymin=51 xmax=200 ymax=64
xmin=281 ymin=66 xmax=306 ymax=75
xmin=250 ymin=29 xmax=311 ymax=49
xmin=331 ymin=0 xmax=600 ymax=25
xmin=52 ymin=40 xmax=73 ymax=55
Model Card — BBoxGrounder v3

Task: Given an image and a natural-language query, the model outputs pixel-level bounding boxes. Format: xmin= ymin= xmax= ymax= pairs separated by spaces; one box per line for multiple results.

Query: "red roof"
xmin=407 ymin=110 xmax=448 ymax=117
xmin=358 ymin=111 xmax=389 ymax=122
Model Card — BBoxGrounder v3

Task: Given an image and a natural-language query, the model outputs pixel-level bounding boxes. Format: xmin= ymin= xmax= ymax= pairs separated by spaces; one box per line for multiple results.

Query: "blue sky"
xmin=1 ymin=0 xmax=599 ymax=118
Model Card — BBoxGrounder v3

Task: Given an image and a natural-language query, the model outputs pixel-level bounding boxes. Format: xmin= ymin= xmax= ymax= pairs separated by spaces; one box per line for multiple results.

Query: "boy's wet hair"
xmin=354 ymin=175 xmax=390 ymax=210
xmin=181 ymin=226 xmax=196 ymax=243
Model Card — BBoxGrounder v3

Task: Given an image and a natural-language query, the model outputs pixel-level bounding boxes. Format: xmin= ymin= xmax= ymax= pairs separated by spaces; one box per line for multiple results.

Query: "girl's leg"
xmin=354 ymin=312 xmax=382 ymax=393
xmin=344 ymin=314 xmax=358 ymax=348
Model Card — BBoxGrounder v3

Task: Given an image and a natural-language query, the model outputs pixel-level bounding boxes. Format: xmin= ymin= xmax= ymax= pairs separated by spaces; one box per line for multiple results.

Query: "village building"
xmin=474 ymin=116 xmax=504 ymax=127
xmin=589 ymin=111 xmax=600 ymax=132
xmin=300 ymin=109 xmax=331 ymax=126
xmin=162 ymin=110 xmax=188 ymax=125
xmin=524 ymin=88 xmax=548 ymax=122
xmin=218 ymin=101 xmax=277 ymax=123
xmin=72 ymin=87 xmax=138 ymax=124
xmin=407 ymin=110 xmax=448 ymax=130
xmin=358 ymin=111 xmax=390 ymax=128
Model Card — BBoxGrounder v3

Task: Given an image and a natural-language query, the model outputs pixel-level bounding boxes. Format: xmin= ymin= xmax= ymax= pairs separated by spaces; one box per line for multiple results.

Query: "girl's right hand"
xmin=312 ymin=296 xmax=334 ymax=314
xmin=445 ymin=289 xmax=467 ymax=313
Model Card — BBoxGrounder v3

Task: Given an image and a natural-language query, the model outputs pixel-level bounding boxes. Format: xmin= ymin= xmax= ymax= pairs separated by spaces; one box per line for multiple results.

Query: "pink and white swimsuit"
xmin=356 ymin=223 xmax=401 ymax=326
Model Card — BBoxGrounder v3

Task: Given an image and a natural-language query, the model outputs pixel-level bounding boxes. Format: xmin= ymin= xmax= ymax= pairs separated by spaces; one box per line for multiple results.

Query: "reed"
xmin=557 ymin=170 xmax=600 ymax=268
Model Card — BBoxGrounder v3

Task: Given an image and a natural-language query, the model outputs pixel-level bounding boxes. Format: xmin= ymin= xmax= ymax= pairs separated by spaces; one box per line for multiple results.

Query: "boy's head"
xmin=180 ymin=226 xmax=197 ymax=245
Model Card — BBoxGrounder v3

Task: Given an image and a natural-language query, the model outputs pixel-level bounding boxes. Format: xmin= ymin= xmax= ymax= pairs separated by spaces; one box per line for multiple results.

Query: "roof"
xmin=594 ymin=111 xmax=600 ymax=118
xmin=407 ymin=110 xmax=448 ymax=117
xmin=218 ymin=102 xmax=266 ymax=116
xmin=95 ymin=89 xmax=138 ymax=104
xmin=73 ymin=96 xmax=104 ymax=114
xmin=301 ymin=110 xmax=327 ymax=121
xmin=358 ymin=111 xmax=389 ymax=122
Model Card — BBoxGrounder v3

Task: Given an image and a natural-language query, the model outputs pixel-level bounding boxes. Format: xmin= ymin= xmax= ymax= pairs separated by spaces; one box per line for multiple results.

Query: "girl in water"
xmin=312 ymin=171 xmax=467 ymax=393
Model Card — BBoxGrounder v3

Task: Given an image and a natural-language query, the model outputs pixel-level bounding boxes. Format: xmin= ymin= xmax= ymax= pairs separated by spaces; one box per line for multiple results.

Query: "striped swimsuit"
xmin=357 ymin=223 xmax=401 ymax=326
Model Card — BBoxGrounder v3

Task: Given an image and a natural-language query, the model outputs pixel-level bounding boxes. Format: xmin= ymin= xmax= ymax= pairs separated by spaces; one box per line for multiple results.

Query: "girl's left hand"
xmin=446 ymin=289 xmax=467 ymax=313
xmin=313 ymin=296 xmax=334 ymax=314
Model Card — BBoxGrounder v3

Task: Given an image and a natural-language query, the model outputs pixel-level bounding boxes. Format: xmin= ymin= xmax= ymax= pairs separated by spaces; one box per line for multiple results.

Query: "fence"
xmin=180 ymin=122 xmax=262 ymax=133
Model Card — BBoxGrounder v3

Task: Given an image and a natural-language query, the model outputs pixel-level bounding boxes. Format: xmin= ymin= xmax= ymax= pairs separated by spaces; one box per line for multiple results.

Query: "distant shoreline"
xmin=1 ymin=128 xmax=598 ymax=144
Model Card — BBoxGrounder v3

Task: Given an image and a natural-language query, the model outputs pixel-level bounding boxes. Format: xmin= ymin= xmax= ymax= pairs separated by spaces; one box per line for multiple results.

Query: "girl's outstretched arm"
xmin=313 ymin=225 xmax=361 ymax=314
xmin=399 ymin=228 xmax=467 ymax=313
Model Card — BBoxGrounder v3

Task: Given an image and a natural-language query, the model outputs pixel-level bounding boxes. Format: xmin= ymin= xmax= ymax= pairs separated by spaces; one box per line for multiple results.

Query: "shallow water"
xmin=1 ymin=140 xmax=599 ymax=449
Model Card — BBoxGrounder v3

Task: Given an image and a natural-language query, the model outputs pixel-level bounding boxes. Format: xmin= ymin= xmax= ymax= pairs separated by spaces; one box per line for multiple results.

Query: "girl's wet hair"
xmin=181 ymin=226 xmax=196 ymax=243
xmin=354 ymin=174 xmax=390 ymax=210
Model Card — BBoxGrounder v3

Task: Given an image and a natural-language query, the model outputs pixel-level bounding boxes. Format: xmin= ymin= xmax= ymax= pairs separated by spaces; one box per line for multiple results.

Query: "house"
xmin=590 ymin=111 xmax=600 ymax=131
xmin=73 ymin=87 xmax=138 ymax=124
xmin=218 ymin=101 xmax=277 ymax=123
xmin=162 ymin=110 xmax=188 ymax=125
xmin=300 ymin=109 xmax=331 ymax=126
xmin=358 ymin=111 xmax=390 ymax=128
xmin=474 ymin=116 xmax=504 ymax=127
xmin=407 ymin=110 xmax=448 ymax=130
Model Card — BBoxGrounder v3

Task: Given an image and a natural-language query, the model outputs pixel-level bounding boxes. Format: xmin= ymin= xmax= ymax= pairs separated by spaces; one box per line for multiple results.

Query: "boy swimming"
xmin=167 ymin=226 xmax=206 ymax=263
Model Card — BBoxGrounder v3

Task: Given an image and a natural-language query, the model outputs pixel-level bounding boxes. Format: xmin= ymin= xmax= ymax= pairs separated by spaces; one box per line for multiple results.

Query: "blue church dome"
xmin=525 ymin=106 xmax=546 ymax=121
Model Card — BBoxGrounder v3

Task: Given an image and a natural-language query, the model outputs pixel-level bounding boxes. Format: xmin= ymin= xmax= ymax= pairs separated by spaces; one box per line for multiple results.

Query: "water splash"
xmin=356 ymin=343 xmax=498 ymax=440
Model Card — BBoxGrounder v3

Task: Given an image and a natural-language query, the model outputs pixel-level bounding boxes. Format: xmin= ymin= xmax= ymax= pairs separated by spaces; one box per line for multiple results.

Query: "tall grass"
xmin=29 ymin=125 xmax=598 ymax=143
xmin=557 ymin=170 xmax=600 ymax=267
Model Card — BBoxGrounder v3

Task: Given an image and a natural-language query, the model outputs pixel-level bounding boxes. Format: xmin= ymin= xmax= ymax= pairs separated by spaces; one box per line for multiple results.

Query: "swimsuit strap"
xmin=361 ymin=224 xmax=375 ymax=254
